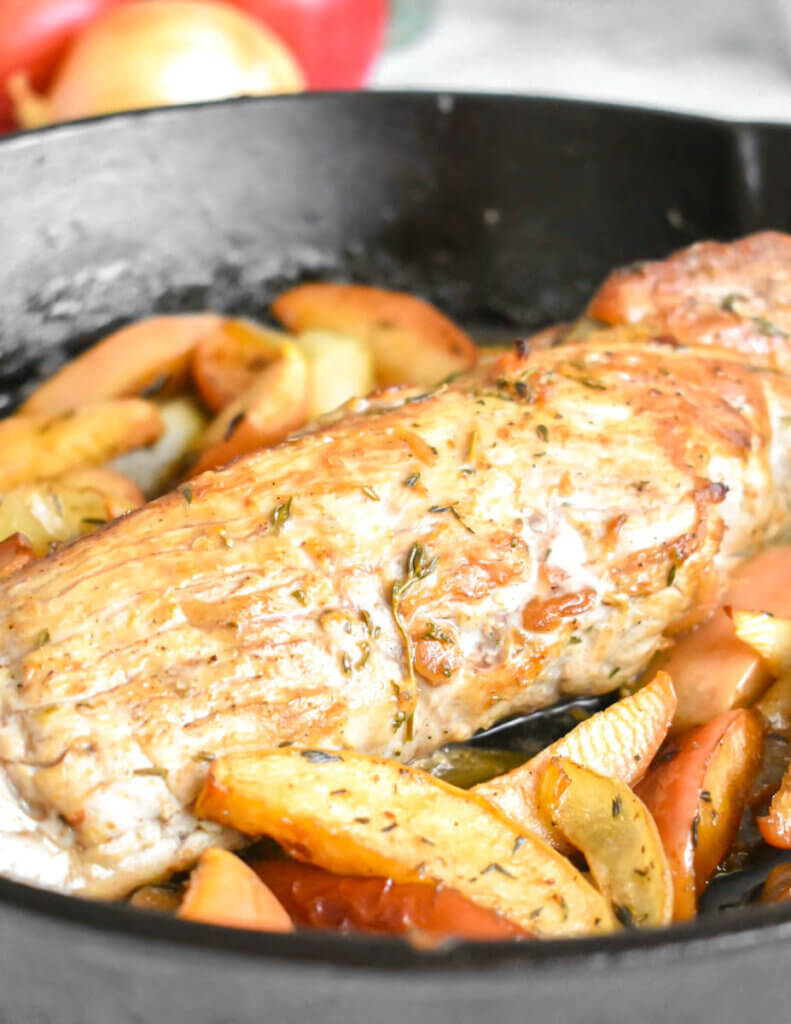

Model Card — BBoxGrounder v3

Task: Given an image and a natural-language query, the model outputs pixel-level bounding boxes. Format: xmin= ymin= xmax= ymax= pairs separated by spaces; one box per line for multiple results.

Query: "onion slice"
xmin=9 ymin=1 xmax=305 ymax=129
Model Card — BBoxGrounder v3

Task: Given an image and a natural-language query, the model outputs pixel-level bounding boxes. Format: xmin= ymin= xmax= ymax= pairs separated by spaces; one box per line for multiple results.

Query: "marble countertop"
xmin=374 ymin=0 xmax=791 ymax=122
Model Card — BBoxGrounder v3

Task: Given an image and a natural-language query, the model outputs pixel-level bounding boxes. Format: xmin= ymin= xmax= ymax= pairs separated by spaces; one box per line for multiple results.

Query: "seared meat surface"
xmin=2 ymin=234 xmax=791 ymax=897
xmin=589 ymin=231 xmax=791 ymax=369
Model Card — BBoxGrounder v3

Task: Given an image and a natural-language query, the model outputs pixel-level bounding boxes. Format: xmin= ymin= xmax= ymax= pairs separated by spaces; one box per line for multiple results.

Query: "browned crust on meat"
xmin=0 ymin=535 xmax=36 ymax=580
xmin=588 ymin=231 xmax=791 ymax=370
xmin=522 ymin=589 xmax=597 ymax=632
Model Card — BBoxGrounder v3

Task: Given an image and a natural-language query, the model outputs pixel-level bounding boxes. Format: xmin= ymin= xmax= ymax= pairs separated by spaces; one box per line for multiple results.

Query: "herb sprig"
xmin=391 ymin=543 xmax=439 ymax=740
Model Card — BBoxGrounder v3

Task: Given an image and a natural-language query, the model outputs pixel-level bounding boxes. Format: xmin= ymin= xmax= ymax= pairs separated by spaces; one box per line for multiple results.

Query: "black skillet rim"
xmin=1 ymin=89 xmax=791 ymax=973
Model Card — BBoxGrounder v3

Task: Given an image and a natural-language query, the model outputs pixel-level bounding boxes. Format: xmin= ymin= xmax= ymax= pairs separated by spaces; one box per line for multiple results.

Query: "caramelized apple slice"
xmin=23 ymin=315 xmax=219 ymax=414
xmin=191 ymin=320 xmax=295 ymax=412
xmin=190 ymin=338 xmax=308 ymax=475
xmin=179 ymin=847 xmax=294 ymax=932
xmin=731 ymin=610 xmax=791 ymax=677
xmin=473 ymin=673 xmax=676 ymax=847
xmin=0 ymin=401 xmax=162 ymax=489
xmin=253 ymin=859 xmax=526 ymax=941
xmin=538 ymin=758 xmax=673 ymax=928
xmin=758 ymin=766 xmax=791 ymax=849
xmin=294 ymin=330 xmax=375 ymax=419
xmin=272 ymin=283 xmax=478 ymax=388
xmin=756 ymin=676 xmax=791 ymax=733
xmin=654 ymin=546 xmax=791 ymax=732
xmin=195 ymin=749 xmax=615 ymax=938
xmin=636 ymin=709 xmax=764 ymax=920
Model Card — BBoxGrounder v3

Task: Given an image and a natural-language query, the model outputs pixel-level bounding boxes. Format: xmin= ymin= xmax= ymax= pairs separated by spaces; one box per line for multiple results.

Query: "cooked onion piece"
xmin=0 ymin=467 xmax=144 ymax=556
xmin=538 ymin=758 xmax=673 ymax=928
xmin=9 ymin=2 xmax=305 ymax=129
xmin=195 ymin=749 xmax=616 ymax=938
xmin=294 ymin=329 xmax=375 ymax=419
xmin=272 ymin=283 xmax=478 ymax=387
xmin=0 ymin=400 xmax=162 ymax=490
xmin=473 ymin=673 xmax=676 ymax=848
xmin=59 ymin=467 xmax=144 ymax=516
xmin=23 ymin=315 xmax=220 ymax=416
xmin=179 ymin=847 xmax=294 ymax=933
xmin=191 ymin=338 xmax=308 ymax=475
xmin=111 ymin=397 xmax=207 ymax=497
xmin=636 ymin=709 xmax=764 ymax=920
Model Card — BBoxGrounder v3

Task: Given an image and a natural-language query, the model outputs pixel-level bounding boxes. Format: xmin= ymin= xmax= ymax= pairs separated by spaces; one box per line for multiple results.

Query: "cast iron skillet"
xmin=1 ymin=93 xmax=791 ymax=1024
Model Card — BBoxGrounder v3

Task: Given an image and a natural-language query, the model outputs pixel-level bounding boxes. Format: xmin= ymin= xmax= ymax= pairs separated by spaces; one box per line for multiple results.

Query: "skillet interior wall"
xmin=0 ymin=92 xmax=774 ymax=414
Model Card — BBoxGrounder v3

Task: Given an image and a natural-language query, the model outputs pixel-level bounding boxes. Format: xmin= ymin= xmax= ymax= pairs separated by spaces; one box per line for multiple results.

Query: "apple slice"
xmin=272 ymin=283 xmax=478 ymax=388
xmin=538 ymin=758 xmax=673 ymax=928
xmin=756 ymin=676 xmax=791 ymax=733
xmin=179 ymin=847 xmax=294 ymax=933
xmin=23 ymin=315 xmax=219 ymax=414
xmin=473 ymin=672 xmax=676 ymax=848
xmin=253 ymin=859 xmax=525 ymax=941
xmin=636 ymin=709 xmax=764 ymax=920
xmin=758 ymin=765 xmax=791 ymax=849
xmin=190 ymin=338 xmax=309 ymax=475
xmin=654 ymin=546 xmax=791 ymax=733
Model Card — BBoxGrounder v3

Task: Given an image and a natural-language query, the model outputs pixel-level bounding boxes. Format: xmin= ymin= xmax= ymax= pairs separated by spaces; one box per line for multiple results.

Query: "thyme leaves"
xmin=753 ymin=316 xmax=788 ymax=339
xmin=391 ymin=543 xmax=439 ymax=740
xmin=427 ymin=504 xmax=475 ymax=534
xmin=422 ymin=622 xmax=454 ymax=645
xmin=481 ymin=861 xmax=515 ymax=878
xmin=271 ymin=497 xmax=293 ymax=530
xmin=300 ymin=750 xmax=342 ymax=764
xmin=559 ymin=366 xmax=608 ymax=391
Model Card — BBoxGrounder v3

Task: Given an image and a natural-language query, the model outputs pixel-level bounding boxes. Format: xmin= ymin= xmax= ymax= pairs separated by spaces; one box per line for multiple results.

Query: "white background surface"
xmin=375 ymin=0 xmax=791 ymax=122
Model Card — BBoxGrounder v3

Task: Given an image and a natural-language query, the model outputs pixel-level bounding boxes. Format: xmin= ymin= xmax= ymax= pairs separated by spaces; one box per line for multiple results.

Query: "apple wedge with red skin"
xmin=636 ymin=709 xmax=764 ymax=920
xmin=758 ymin=767 xmax=791 ymax=849
xmin=253 ymin=859 xmax=526 ymax=942
xmin=654 ymin=546 xmax=791 ymax=733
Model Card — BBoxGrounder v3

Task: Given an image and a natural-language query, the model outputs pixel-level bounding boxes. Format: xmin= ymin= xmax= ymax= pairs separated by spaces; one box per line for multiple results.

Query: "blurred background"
xmin=2 ymin=0 xmax=791 ymax=135
xmin=379 ymin=0 xmax=791 ymax=121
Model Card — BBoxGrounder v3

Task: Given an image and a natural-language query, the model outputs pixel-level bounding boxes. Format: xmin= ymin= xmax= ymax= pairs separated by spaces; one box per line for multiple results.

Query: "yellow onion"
xmin=9 ymin=1 xmax=305 ymax=129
